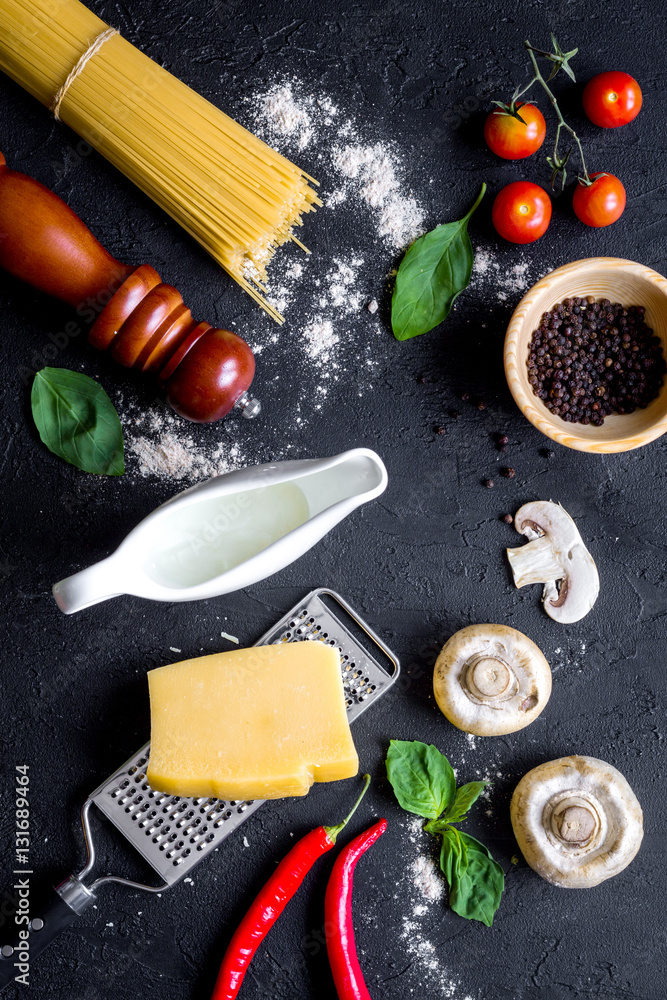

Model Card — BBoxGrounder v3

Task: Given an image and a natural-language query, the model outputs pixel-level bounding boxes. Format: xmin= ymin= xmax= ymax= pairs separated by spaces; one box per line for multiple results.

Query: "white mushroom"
xmin=433 ymin=624 xmax=552 ymax=736
xmin=506 ymin=501 xmax=599 ymax=624
xmin=510 ymin=755 xmax=643 ymax=888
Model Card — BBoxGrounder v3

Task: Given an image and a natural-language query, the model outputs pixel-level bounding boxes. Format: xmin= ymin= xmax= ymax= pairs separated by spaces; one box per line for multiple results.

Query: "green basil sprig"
xmin=386 ymin=739 xmax=504 ymax=926
xmin=31 ymin=368 xmax=125 ymax=476
xmin=391 ymin=182 xmax=486 ymax=341
xmin=386 ymin=738 xmax=456 ymax=818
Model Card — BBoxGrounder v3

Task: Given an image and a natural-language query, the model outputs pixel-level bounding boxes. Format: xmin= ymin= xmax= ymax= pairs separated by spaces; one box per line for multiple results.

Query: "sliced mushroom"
xmin=433 ymin=624 xmax=552 ymax=736
xmin=506 ymin=501 xmax=599 ymax=624
xmin=510 ymin=755 xmax=643 ymax=888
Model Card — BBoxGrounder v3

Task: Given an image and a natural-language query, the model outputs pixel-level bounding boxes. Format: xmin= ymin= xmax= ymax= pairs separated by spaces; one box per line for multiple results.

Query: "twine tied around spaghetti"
xmin=50 ymin=27 xmax=119 ymax=122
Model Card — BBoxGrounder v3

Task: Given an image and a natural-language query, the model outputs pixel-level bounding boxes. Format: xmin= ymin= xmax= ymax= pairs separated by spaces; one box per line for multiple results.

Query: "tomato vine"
xmin=500 ymin=34 xmax=592 ymax=191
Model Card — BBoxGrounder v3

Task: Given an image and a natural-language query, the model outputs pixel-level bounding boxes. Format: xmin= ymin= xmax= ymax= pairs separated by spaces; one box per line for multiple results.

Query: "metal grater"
xmin=88 ymin=588 xmax=399 ymax=887
xmin=0 ymin=590 xmax=399 ymax=987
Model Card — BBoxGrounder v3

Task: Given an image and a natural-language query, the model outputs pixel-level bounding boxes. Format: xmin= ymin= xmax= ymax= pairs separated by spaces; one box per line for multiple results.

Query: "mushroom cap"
xmin=433 ymin=624 xmax=552 ymax=736
xmin=507 ymin=501 xmax=600 ymax=625
xmin=510 ymin=755 xmax=643 ymax=888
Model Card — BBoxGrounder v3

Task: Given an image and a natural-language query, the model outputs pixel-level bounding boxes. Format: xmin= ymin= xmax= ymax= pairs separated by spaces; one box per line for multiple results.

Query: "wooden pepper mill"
xmin=0 ymin=152 xmax=259 ymax=422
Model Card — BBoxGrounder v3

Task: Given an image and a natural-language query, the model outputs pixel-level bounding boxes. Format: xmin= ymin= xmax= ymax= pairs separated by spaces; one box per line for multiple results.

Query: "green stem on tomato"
xmin=512 ymin=75 xmax=538 ymax=104
xmin=524 ymin=39 xmax=591 ymax=185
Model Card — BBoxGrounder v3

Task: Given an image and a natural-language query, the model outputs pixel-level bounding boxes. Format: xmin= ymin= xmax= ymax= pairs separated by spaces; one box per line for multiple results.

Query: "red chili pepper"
xmin=211 ymin=775 xmax=371 ymax=1000
xmin=324 ymin=817 xmax=387 ymax=1000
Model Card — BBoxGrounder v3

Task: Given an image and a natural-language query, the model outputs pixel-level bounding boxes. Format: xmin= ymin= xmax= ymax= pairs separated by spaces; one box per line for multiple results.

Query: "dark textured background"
xmin=1 ymin=0 xmax=666 ymax=997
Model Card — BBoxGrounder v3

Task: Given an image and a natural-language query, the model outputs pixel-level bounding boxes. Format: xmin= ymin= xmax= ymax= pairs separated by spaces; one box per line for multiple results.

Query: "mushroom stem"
xmin=433 ymin=624 xmax=552 ymax=736
xmin=507 ymin=535 xmax=565 ymax=588
xmin=466 ymin=655 xmax=512 ymax=699
xmin=547 ymin=793 xmax=603 ymax=852
xmin=556 ymin=805 xmax=597 ymax=844
xmin=511 ymin=756 xmax=644 ymax=888
xmin=506 ymin=502 xmax=599 ymax=625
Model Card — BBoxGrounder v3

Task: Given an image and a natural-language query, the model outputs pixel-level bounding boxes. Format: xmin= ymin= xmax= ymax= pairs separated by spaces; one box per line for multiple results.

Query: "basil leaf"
xmin=391 ymin=182 xmax=486 ymax=341
xmin=448 ymin=831 xmax=504 ymax=927
xmin=442 ymin=781 xmax=488 ymax=824
xmin=31 ymin=368 xmax=124 ymax=476
xmin=439 ymin=825 xmax=468 ymax=884
xmin=423 ymin=818 xmax=449 ymax=835
xmin=387 ymin=738 xmax=504 ymax=926
xmin=386 ymin=740 xmax=456 ymax=819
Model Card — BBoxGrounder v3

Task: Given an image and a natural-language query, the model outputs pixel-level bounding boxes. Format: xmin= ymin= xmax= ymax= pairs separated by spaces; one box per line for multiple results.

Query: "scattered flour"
xmin=410 ymin=854 xmax=445 ymax=904
xmin=254 ymin=79 xmax=425 ymax=254
xmin=472 ymin=246 xmax=542 ymax=303
xmin=406 ymin=817 xmax=444 ymax=904
xmin=254 ymin=84 xmax=338 ymax=151
xmin=246 ymin=78 xmax=426 ymax=374
xmin=116 ymin=82 xmax=426 ymax=479
xmin=399 ymin=918 xmax=475 ymax=1000
xmin=322 ymin=258 xmax=364 ymax=312
xmin=397 ymin=816 xmax=475 ymax=999
xmin=547 ymin=639 xmax=590 ymax=675
xmin=127 ymin=430 xmax=245 ymax=481
xmin=302 ymin=317 xmax=339 ymax=361
xmin=332 ymin=142 xmax=424 ymax=249
xmin=119 ymin=399 xmax=252 ymax=482
xmin=265 ymin=259 xmax=305 ymax=316
xmin=128 ymin=431 xmax=244 ymax=481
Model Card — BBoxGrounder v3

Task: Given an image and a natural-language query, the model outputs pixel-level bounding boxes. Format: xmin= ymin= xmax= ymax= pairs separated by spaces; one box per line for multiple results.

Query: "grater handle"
xmin=0 ymin=877 xmax=95 ymax=991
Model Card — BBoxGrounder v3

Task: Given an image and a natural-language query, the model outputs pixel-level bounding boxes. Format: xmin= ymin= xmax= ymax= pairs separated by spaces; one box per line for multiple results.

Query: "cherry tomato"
xmin=492 ymin=181 xmax=552 ymax=244
xmin=573 ymin=172 xmax=626 ymax=227
xmin=582 ymin=72 xmax=642 ymax=128
xmin=484 ymin=103 xmax=547 ymax=160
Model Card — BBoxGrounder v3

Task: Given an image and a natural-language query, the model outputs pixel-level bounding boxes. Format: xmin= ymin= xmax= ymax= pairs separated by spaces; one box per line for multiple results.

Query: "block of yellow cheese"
xmin=146 ymin=642 xmax=358 ymax=800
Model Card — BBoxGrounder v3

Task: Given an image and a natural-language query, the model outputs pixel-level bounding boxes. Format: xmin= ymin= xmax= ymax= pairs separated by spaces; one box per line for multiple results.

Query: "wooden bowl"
xmin=504 ymin=257 xmax=667 ymax=453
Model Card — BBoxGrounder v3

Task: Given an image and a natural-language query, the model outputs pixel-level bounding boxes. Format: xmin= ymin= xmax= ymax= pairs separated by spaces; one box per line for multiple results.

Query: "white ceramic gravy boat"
xmin=52 ymin=448 xmax=388 ymax=614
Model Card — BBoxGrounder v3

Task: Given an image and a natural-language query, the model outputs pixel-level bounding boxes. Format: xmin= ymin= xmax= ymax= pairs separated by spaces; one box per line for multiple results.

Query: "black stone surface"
xmin=1 ymin=1 xmax=666 ymax=997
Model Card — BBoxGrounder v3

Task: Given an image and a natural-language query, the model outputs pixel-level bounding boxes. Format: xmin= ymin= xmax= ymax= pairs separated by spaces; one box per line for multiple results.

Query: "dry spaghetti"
xmin=0 ymin=0 xmax=320 ymax=321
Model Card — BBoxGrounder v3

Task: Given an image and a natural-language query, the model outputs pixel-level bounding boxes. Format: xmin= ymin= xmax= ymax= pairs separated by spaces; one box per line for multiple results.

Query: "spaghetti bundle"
xmin=0 ymin=0 xmax=320 ymax=321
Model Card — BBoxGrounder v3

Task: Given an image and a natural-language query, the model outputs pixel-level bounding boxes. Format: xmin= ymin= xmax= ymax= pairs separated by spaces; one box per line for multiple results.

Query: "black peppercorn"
xmin=526 ymin=297 xmax=665 ymax=425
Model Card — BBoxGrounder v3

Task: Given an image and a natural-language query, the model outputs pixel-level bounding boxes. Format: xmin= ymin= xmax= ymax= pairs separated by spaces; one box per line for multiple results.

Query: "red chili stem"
xmin=324 ymin=818 xmax=387 ymax=1000
xmin=211 ymin=776 xmax=371 ymax=1000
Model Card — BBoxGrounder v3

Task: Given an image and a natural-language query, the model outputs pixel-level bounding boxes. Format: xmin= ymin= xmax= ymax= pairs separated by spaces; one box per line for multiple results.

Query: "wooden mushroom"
xmin=507 ymin=501 xmax=599 ymax=624
xmin=433 ymin=624 xmax=552 ymax=736
xmin=511 ymin=755 xmax=643 ymax=888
